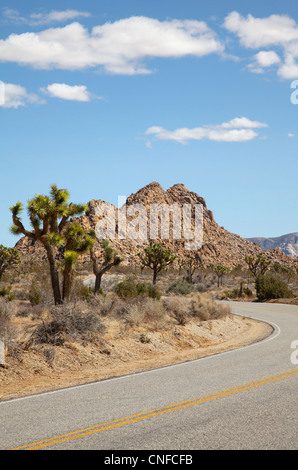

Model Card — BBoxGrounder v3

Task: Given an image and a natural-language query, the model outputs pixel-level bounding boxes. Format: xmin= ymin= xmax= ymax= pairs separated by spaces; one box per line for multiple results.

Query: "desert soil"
xmin=0 ymin=313 xmax=272 ymax=402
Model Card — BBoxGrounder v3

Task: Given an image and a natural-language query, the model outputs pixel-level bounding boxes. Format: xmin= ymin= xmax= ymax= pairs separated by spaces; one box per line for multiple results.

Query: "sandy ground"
xmin=0 ymin=313 xmax=272 ymax=402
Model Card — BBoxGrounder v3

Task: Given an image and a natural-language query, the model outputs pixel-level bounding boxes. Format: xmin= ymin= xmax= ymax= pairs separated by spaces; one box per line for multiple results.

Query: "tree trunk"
xmin=94 ymin=273 xmax=103 ymax=294
xmin=62 ymin=264 xmax=73 ymax=301
xmin=44 ymin=242 xmax=62 ymax=305
xmin=153 ymin=269 xmax=157 ymax=285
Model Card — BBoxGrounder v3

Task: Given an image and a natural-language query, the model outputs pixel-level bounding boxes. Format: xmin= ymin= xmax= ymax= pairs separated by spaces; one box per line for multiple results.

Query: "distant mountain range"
xmin=247 ymin=233 xmax=298 ymax=259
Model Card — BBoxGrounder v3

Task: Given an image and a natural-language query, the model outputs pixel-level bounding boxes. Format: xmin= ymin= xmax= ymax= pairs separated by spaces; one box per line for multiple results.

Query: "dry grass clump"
xmin=126 ymin=297 xmax=167 ymax=329
xmin=88 ymin=292 xmax=123 ymax=317
xmin=31 ymin=301 xmax=105 ymax=346
xmin=163 ymin=293 xmax=229 ymax=325
xmin=89 ymin=293 xmax=167 ymax=330
xmin=162 ymin=296 xmax=190 ymax=325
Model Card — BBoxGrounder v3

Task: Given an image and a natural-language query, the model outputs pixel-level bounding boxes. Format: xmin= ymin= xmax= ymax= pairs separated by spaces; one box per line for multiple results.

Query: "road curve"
xmin=1 ymin=301 xmax=297 ymax=450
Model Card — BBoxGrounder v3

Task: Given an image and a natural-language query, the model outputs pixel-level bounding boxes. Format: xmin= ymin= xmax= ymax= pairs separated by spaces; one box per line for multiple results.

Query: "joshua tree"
xmin=0 ymin=245 xmax=21 ymax=281
xmin=62 ymin=223 xmax=94 ymax=300
xmin=10 ymin=185 xmax=90 ymax=304
xmin=272 ymin=262 xmax=294 ymax=283
xmin=182 ymin=254 xmax=203 ymax=283
xmin=138 ymin=241 xmax=176 ymax=284
xmin=214 ymin=264 xmax=228 ymax=287
xmin=89 ymin=238 xmax=122 ymax=294
xmin=244 ymin=252 xmax=271 ymax=279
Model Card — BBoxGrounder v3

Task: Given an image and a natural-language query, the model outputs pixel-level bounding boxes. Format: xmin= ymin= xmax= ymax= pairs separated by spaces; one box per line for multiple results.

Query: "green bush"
xmin=114 ymin=279 xmax=139 ymax=299
xmin=0 ymin=285 xmax=15 ymax=301
xmin=114 ymin=279 xmax=161 ymax=300
xmin=222 ymin=285 xmax=253 ymax=299
xmin=167 ymin=280 xmax=206 ymax=295
xmin=145 ymin=283 xmax=161 ymax=300
xmin=167 ymin=280 xmax=197 ymax=295
xmin=0 ymin=285 xmax=11 ymax=297
xmin=243 ymin=287 xmax=253 ymax=297
xmin=255 ymin=273 xmax=294 ymax=301
xmin=222 ymin=288 xmax=240 ymax=299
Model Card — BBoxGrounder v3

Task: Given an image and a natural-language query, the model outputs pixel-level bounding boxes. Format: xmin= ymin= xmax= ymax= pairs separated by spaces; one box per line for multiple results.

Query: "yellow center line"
xmin=12 ymin=368 xmax=298 ymax=450
xmin=233 ymin=304 xmax=298 ymax=317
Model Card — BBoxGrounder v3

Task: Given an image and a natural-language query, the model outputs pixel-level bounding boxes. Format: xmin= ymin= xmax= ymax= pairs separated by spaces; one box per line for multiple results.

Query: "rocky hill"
xmin=15 ymin=182 xmax=298 ymax=269
xmin=247 ymin=233 xmax=298 ymax=259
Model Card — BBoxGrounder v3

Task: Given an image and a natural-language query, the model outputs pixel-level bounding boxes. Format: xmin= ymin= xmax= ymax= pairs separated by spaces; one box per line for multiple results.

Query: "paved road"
xmin=1 ymin=301 xmax=297 ymax=450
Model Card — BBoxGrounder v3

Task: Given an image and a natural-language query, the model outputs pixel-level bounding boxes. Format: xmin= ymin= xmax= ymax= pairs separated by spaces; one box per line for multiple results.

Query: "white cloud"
xmin=277 ymin=55 xmax=298 ymax=80
xmin=224 ymin=11 xmax=298 ymax=79
xmin=288 ymin=133 xmax=295 ymax=137
xmin=0 ymin=82 xmax=44 ymax=108
xmin=254 ymin=51 xmax=281 ymax=67
xmin=145 ymin=117 xmax=268 ymax=145
xmin=42 ymin=83 xmax=93 ymax=102
xmin=0 ymin=17 xmax=224 ymax=74
xmin=215 ymin=117 xmax=268 ymax=129
xmin=2 ymin=8 xmax=23 ymax=23
xmin=2 ymin=8 xmax=91 ymax=25
xmin=30 ymin=10 xmax=91 ymax=25
xmin=223 ymin=11 xmax=298 ymax=49
xmin=248 ymin=50 xmax=281 ymax=74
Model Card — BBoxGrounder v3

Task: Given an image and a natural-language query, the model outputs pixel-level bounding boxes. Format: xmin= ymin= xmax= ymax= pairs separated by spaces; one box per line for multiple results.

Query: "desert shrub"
xmin=32 ymin=302 xmax=105 ymax=345
xmin=28 ymin=284 xmax=42 ymax=305
xmin=118 ymin=296 xmax=166 ymax=329
xmin=255 ymin=273 xmax=294 ymax=301
xmin=114 ymin=279 xmax=161 ymax=300
xmin=164 ymin=293 xmax=229 ymax=324
xmin=114 ymin=279 xmax=139 ymax=299
xmin=222 ymin=288 xmax=241 ymax=299
xmin=163 ymin=296 xmax=190 ymax=325
xmin=0 ymin=285 xmax=9 ymax=297
xmin=71 ymin=278 xmax=102 ymax=301
xmin=167 ymin=280 xmax=197 ymax=295
xmin=124 ymin=301 xmax=146 ymax=326
xmin=188 ymin=294 xmax=211 ymax=321
xmin=15 ymin=303 xmax=44 ymax=319
xmin=142 ymin=297 xmax=166 ymax=326
xmin=191 ymin=293 xmax=230 ymax=320
xmin=13 ymin=288 xmax=29 ymax=300
xmin=243 ymin=287 xmax=253 ymax=297
xmin=222 ymin=285 xmax=253 ymax=299
xmin=195 ymin=283 xmax=207 ymax=293
xmin=89 ymin=291 xmax=122 ymax=317
xmin=167 ymin=280 xmax=207 ymax=295
xmin=145 ymin=284 xmax=161 ymax=300
xmin=81 ymin=285 xmax=98 ymax=300
xmin=0 ymin=284 xmax=15 ymax=302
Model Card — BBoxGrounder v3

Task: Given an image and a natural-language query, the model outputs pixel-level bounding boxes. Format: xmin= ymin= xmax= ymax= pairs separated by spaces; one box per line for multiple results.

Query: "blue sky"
xmin=1 ymin=0 xmax=298 ymax=247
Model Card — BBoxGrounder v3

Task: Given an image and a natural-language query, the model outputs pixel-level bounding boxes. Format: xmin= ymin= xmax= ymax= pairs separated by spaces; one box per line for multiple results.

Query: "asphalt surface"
xmin=1 ymin=301 xmax=297 ymax=450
